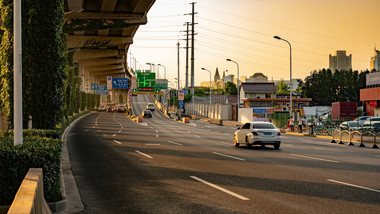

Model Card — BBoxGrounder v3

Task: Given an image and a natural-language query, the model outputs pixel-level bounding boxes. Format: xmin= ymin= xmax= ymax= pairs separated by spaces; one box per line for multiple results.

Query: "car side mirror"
xmin=237 ymin=127 xmax=241 ymax=130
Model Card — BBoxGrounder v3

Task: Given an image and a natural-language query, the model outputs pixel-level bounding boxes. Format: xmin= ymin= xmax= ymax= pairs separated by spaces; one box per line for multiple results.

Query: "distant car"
xmin=339 ymin=121 xmax=360 ymax=131
xmin=98 ymin=105 xmax=106 ymax=111
xmin=107 ymin=106 xmax=114 ymax=112
xmin=233 ymin=122 xmax=281 ymax=149
xmin=354 ymin=116 xmax=372 ymax=126
xmin=142 ymin=110 xmax=152 ymax=118
xmin=146 ymin=103 xmax=155 ymax=111
xmin=117 ymin=104 xmax=126 ymax=112
xmin=361 ymin=120 xmax=380 ymax=133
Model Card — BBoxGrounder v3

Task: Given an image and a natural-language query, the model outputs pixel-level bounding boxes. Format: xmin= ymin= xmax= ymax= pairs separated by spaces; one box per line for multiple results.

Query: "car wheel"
xmin=245 ymin=136 xmax=251 ymax=147
xmin=274 ymin=143 xmax=280 ymax=150
xmin=233 ymin=135 xmax=239 ymax=147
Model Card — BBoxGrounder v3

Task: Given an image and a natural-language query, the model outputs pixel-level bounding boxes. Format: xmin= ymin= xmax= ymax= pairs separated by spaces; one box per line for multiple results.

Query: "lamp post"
xmin=14 ymin=0 xmax=22 ymax=145
xmin=201 ymin=68 xmax=212 ymax=118
xmin=146 ymin=62 xmax=160 ymax=78
xmin=274 ymin=36 xmax=292 ymax=115
xmin=157 ymin=64 xmax=166 ymax=79
xmin=226 ymin=59 xmax=240 ymax=120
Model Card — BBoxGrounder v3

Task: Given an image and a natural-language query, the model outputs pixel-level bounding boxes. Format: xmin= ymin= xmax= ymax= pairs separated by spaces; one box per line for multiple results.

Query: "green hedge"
xmin=0 ymin=129 xmax=60 ymax=139
xmin=0 ymin=136 xmax=62 ymax=205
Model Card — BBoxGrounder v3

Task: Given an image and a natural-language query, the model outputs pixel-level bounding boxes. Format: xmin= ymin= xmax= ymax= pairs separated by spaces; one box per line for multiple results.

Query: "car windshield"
xmin=252 ymin=123 xmax=276 ymax=129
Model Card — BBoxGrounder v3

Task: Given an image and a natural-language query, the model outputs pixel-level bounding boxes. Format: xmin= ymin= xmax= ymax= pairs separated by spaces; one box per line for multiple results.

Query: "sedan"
xmin=339 ymin=121 xmax=361 ymax=131
xmin=142 ymin=110 xmax=152 ymax=118
xmin=234 ymin=122 xmax=281 ymax=149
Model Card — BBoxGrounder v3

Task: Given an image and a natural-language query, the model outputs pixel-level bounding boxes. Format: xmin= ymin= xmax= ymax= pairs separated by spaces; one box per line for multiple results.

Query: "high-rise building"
xmin=329 ymin=50 xmax=352 ymax=71
xmin=370 ymin=48 xmax=380 ymax=71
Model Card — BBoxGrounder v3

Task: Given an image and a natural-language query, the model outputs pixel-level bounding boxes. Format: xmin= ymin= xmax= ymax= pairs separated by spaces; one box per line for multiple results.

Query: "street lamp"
xmin=146 ymin=62 xmax=160 ymax=78
xmin=226 ymin=59 xmax=240 ymax=120
xmin=157 ymin=64 xmax=166 ymax=79
xmin=201 ymin=68 xmax=212 ymax=118
xmin=274 ymin=35 xmax=292 ymax=115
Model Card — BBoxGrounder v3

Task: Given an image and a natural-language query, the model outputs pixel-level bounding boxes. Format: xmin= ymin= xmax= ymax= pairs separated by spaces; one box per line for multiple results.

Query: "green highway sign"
xmin=137 ymin=72 xmax=155 ymax=91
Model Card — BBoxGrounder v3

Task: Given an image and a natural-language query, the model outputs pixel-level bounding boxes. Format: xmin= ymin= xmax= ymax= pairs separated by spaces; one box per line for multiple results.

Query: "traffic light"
xmin=133 ymin=89 xmax=136 ymax=92
xmin=156 ymin=89 xmax=159 ymax=93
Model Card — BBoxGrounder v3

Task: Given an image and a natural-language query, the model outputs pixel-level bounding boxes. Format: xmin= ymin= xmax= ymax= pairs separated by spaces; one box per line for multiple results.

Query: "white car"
xmin=233 ymin=122 xmax=281 ymax=149
xmin=146 ymin=103 xmax=155 ymax=111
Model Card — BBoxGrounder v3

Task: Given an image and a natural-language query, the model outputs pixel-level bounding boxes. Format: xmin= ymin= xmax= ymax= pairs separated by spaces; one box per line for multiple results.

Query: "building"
xmin=360 ymin=71 xmax=380 ymax=116
xmin=329 ymin=50 xmax=352 ymax=71
xmin=370 ymin=48 xmax=380 ymax=71
xmin=240 ymin=82 xmax=276 ymax=100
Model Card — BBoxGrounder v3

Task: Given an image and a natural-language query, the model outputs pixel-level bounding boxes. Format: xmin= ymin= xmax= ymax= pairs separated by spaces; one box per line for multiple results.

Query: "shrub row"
xmin=0 ymin=136 xmax=62 ymax=205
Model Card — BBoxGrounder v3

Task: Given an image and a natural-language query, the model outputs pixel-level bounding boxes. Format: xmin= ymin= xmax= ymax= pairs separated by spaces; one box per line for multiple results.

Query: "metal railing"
xmin=330 ymin=129 xmax=379 ymax=149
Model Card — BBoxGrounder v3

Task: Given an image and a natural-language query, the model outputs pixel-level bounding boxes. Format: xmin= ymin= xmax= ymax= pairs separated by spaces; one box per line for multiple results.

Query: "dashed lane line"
xmin=135 ymin=150 xmax=153 ymax=159
xmin=327 ymin=179 xmax=380 ymax=193
xmin=118 ymin=130 xmax=122 ymax=132
xmin=84 ymin=129 xmax=89 ymax=132
xmin=69 ymin=133 xmax=76 ymax=136
xmin=290 ymin=154 xmax=339 ymax=163
xmin=168 ymin=141 xmax=183 ymax=146
xmin=190 ymin=176 xmax=249 ymax=201
xmin=146 ymin=144 xmax=160 ymax=146
xmin=113 ymin=140 xmax=122 ymax=145
xmin=112 ymin=134 xmax=117 ymax=137
xmin=194 ymin=135 xmax=201 ymax=138
xmin=212 ymin=152 xmax=245 ymax=161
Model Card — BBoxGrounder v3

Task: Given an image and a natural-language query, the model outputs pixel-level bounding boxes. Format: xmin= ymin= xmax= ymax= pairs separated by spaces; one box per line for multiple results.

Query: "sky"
xmin=128 ymin=0 xmax=380 ymax=87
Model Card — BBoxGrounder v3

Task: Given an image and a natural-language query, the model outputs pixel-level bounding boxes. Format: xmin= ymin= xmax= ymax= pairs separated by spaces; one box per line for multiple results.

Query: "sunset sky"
xmin=129 ymin=0 xmax=380 ymax=87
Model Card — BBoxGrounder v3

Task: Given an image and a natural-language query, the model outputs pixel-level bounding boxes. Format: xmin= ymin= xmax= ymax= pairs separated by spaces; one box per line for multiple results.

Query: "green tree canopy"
xmin=224 ymin=81 xmax=237 ymax=95
xmin=276 ymin=79 xmax=290 ymax=95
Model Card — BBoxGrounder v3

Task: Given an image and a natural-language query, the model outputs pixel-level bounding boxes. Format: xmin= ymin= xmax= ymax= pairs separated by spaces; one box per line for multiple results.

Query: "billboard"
xmin=366 ymin=72 xmax=380 ymax=86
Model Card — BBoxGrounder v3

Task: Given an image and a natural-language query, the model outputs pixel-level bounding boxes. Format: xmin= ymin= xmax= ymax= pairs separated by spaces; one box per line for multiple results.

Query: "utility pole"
xmin=185 ymin=22 xmax=189 ymax=94
xmin=190 ymin=2 xmax=196 ymax=115
xmin=177 ymin=41 xmax=180 ymax=92
xmin=14 ymin=0 xmax=23 ymax=146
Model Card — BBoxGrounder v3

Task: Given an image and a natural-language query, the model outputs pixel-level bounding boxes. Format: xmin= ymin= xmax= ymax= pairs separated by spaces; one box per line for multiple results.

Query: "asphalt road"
xmin=67 ymin=94 xmax=380 ymax=213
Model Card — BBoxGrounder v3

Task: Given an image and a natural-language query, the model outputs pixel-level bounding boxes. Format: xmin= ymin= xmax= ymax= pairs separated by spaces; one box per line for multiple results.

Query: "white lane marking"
xmin=150 ymin=127 xmax=154 ymax=129
xmin=219 ymin=141 xmax=232 ymax=145
xmin=156 ymin=134 xmax=159 ymax=138
xmin=84 ymin=129 xmax=89 ymax=132
xmin=135 ymin=150 xmax=153 ymax=159
xmin=140 ymin=122 xmax=148 ymax=126
xmin=313 ymin=147 xmax=341 ymax=152
xmin=95 ymin=123 xmax=98 ymax=126
xmin=282 ymin=144 xmax=294 ymax=147
xmin=168 ymin=141 xmax=183 ymax=146
xmin=69 ymin=133 xmax=76 ymax=136
xmin=187 ymin=131 xmax=192 ymax=133
xmin=118 ymin=130 xmax=122 ymax=133
xmin=120 ymin=124 xmax=123 ymax=126
xmin=212 ymin=152 xmax=245 ymax=161
xmin=290 ymin=154 xmax=339 ymax=163
xmin=121 ymin=127 xmax=124 ymax=129
xmin=113 ymin=140 xmax=122 ymax=145
xmin=327 ymin=179 xmax=380 ymax=193
xmin=112 ymin=134 xmax=117 ymax=137
xmin=189 ymin=123 xmax=196 ymax=126
xmin=194 ymin=135 xmax=201 ymax=138
xmin=92 ymin=126 xmax=96 ymax=128
xmin=190 ymin=176 xmax=249 ymax=201
xmin=146 ymin=144 xmax=160 ymax=146
xmin=156 ymin=130 xmax=159 ymax=133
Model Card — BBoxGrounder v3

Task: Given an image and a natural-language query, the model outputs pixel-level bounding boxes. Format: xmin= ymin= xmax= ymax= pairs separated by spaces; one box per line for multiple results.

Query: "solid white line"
xmin=84 ymin=129 xmax=89 ymax=132
xmin=190 ymin=176 xmax=249 ymax=201
xmin=112 ymin=134 xmax=117 ymax=137
xmin=113 ymin=140 xmax=122 ymax=145
xmin=146 ymin=143 xmax=160 ymax=146
xmin=135 ymin=150 xmax=153 ymax=159
xmin=212 ymin=152 xmax=245 ymax=161
xmin=290 ymin=154 xmax=339 ymax=163
xmin=313 ymin=147 xmax=341 ymax=152
xmin=194 ymin=135 xmax=201 ymax=138
xmin=327 ymin=179 xmax=380 ymax=193
xmin=168 ymin=141 xmax=183 ymax=146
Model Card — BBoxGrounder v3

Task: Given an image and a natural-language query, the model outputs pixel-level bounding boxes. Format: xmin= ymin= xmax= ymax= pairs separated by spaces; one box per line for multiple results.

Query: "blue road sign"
xmin=253 ymin=109 xmax=267 ymax=114
xmin=112 ymin=78 xmax=128 ymax=89
xmin=91 ymin=84 xmax=99 ymax=90
xmin=178 ymin=100 xmax=184 ymax=108
xmin=96 ymin=85 xmax=108 ymax=95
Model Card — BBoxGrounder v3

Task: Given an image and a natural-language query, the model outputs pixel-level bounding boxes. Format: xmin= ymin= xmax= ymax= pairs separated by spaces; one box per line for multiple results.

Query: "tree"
xmin=224 ymin=81 xmax=237 ymax=95
xmin=276 ymin=79 xmax=289 ymax=95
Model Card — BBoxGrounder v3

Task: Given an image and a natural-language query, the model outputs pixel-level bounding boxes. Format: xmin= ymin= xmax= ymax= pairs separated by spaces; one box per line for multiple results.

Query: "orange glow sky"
xmin=129 ymin=0 xmax=380 ymax=87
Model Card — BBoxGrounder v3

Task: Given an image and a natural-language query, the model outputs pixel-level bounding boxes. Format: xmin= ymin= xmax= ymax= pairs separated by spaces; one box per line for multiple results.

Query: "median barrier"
xmin=330 ymin=129 xmax=340 ymax=144
xmin=8 ymin=168 xmax=51 ymax=214
xmin=137 ymin=117 xmax=143 ymax=123
xmin=183 ymin=117 xmax=190 ymax=123
xmin=191 ymin=115 xmax=197 ymax=120
xmin=210 ymin=118 xmax=223 ymax=126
